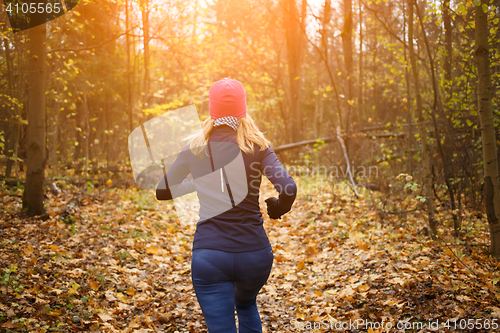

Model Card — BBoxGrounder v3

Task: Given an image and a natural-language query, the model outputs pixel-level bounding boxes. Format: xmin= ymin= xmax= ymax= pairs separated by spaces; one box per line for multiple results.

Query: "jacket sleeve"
xmin=260 ymin=146 xmax=297 ymax=215
xmin=156 ymin=149 xmax=193 ymax=200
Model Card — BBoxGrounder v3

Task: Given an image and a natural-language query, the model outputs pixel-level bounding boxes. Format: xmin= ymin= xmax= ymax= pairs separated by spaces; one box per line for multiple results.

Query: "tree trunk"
xmin=3 ymin=22 xmax=21 ymax=178
xmin=75 ymin=100 xmax=85 ymax=161
xmin=415 ymin=2 xmax=458 ymax=232
xmin=408 ymin=0 xmax=436 ymax=236
xmin=283 ymin=0 xmax=303 ymax=141
xmin=47 ymin=93 xmax=60 ymax=169
xmin=443 ymin=0 xmax=452 ymax=84
xmin=314 ymin=72 xmax=322 ymax=138
xmin=126 ymin=0 xmax=133 ymax=132
xmin=22 ymin=24 xmax=47 ymax=216
xmin=475 ymin=0 xmax=500 ymax=256
xmin=342 ymin=0 xmax=354 ymax=129
xmin=314 ymin=0 xmax=331 ymax=138
xmin=316 ymin=0 xmax=342 ymax=127
xmin=82 ymin=86 xmax=90 ymax=181
xmin=358 ymin=0 xmax=364 ymax=121
xmin=403 ymin=0 xmax=413 ymax=175
xmin=4 ymin=116 xmax=20 ymax=178
xmin=141 ymin=0 xmax=150 ymax=108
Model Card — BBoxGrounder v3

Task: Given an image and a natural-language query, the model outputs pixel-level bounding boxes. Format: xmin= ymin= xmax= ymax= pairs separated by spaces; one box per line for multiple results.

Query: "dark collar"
xmin=213 ymin=124 xmax=236 ymax=132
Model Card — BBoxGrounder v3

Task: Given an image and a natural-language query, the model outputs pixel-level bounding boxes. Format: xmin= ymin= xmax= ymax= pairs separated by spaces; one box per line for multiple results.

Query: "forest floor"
xmin=1 ymin=176 xmax=500 ymax=332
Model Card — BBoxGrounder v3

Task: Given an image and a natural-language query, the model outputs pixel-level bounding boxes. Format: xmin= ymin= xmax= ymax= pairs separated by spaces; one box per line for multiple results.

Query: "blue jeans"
xmin=191 ymin=246 xmax=274 ymax=333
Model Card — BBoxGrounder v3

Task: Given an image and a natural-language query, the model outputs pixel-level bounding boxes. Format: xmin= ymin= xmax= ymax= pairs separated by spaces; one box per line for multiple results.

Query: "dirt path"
xmin=1 ymin=178 xmax=499 ymax=332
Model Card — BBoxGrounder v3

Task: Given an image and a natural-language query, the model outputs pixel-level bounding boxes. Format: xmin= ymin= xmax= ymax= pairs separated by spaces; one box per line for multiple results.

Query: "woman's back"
xmin=162 ymin=124 xmax=296 ymax=252
xmin=196 ymin=125 xmax=296 ymax=252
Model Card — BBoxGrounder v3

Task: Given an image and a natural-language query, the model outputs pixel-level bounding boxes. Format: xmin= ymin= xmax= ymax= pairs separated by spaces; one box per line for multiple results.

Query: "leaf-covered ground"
xmin=1 ymin=177 xmax=500 ymax=332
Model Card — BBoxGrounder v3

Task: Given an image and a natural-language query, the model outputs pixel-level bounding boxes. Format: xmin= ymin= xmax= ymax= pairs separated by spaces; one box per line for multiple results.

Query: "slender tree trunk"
xmin=342 ymin=0 xmax=354 ymax=175
xmin=83 ymin=86 xmax=90 ymax=181
xmin=134 ymin=35 xmax=140 ymax=114
xmin=141 ymin=0 xmax=150 ymax=108
xmin=358 ymin=0 xmax=364 ymax=122
xmin=403 ymin=0 xmax=413 ymax=175
xmin=105 ymin=94 xmax=110 ymax=170
xmin=314 ymin=0 xmax=331 ymax=137
xmin=3 ymin=29 xmax=14 ymax=177
xmin=443 ymin=0 xmax=460 ymax=230
xmin=74 ymin=98 xmax=85 ymax=163
xmin=3 ymin=23 xmax=21 ymax=178
xmin=415 ymin=2 xmax=458 ymax=232
xmin=283 ymin=0 xmax=303 ymax=141
xmin=408 ymin=0 xmax=436 ymax=236
xmin=4 ymin=116 xmax=20 ymax=178
xmin=371 ymin=29 xmax=379 ymax=119
xmin=314 ymin=71 xmax=321 ymax=138
xmin=126 ymin=0 xmax=133 ymax=132
xmin=47 ymin=93 xmax=60 ymax=168
xmin=316 ymin=0 xmax=342 ymax=128
xmin=342 ymin=0 xmax=354 ymax=129
xmin=443 ymin=0 xmax=452 ymax=85
xmin=475 ymin=0 xmax=500 ymax=256
xmin=22 ymin=24 xmax=47 ymax=216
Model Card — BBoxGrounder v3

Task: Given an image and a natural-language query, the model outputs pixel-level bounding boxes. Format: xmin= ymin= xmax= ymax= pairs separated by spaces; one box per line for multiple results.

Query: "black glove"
xmin=265 ymin=197 xmax=285 ymax=219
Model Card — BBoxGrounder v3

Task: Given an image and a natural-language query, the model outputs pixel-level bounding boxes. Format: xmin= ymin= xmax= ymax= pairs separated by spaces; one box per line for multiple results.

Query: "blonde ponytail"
xmin=187 ymin=114 xmax=270 ymax=157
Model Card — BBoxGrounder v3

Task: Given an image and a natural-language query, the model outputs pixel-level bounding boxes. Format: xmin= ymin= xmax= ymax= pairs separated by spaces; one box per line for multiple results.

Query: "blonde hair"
xmin=186 ymin=114 xmax=271 ymax=157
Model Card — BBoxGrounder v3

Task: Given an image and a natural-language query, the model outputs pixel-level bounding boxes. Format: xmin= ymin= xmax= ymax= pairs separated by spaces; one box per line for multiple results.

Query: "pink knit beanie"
xmin=209 ymin=78 xmax=247 ymax=119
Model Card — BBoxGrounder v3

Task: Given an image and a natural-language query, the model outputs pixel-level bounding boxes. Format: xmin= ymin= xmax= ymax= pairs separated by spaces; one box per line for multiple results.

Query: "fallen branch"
xmin=273 ymin=137 xmax=336 ymax=153
xmin=273 ymin=132 xmax=408 ymax=153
